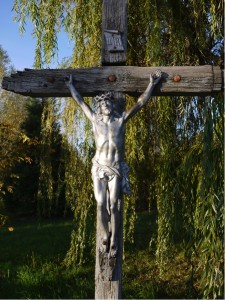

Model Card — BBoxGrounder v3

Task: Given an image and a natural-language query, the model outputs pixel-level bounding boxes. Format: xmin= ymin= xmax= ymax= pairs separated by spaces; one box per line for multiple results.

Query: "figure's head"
xmin=94 ymin=92 xmax=114 ymax=117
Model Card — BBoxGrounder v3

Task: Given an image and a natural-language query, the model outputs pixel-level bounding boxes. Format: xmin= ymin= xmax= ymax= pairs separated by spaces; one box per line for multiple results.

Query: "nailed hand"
xmin=150 ymin=70 xmax=162 ymax=86
xmin=64 ymin=74 xmax=73 ymax=87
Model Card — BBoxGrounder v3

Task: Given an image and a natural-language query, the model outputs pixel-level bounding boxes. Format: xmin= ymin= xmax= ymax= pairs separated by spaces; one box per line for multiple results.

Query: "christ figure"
xmin=65 ymin=70 xmax=162 ymax=257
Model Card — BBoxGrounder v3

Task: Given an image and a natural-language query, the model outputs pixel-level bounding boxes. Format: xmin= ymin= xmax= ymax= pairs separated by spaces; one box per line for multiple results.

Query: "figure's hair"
xmin=94 ymin=92 xmax=113 ymax=103
xmin=94 ymin=92 xmax=114 ymax=120
xmin=93 ymin=92 xmax=121 ymax=121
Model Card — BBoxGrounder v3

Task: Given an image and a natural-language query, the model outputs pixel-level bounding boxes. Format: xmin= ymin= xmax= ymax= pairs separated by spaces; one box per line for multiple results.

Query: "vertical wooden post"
xmin=95 ymin=0 xmax=128 ymax=299
xmin=101 ymin=0 xmax=127 ymax=66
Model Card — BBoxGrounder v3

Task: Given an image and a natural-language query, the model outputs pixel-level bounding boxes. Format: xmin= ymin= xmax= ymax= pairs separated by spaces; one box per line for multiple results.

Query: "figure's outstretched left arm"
xmin=124 ymin=70 xmax=162 ymax=122
xmin=65 ymin=74 xmax=95 ymax=122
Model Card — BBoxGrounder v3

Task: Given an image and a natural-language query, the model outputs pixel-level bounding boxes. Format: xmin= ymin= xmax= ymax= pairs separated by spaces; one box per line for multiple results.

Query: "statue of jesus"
xmin=65 ymin=70 xmax=162 ymax=258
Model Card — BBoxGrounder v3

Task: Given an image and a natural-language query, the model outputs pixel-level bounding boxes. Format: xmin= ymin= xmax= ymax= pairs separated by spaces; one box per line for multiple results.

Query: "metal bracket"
xmin=104 ymin=30 xmax=124 ymax=53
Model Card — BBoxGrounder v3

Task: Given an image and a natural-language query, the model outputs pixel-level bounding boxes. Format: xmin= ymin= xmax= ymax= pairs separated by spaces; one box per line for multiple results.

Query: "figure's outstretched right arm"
xmin=65 ymin=74 xmax=94 ymax=122
xmin=124 ymin=70 xmax=162 ymax=123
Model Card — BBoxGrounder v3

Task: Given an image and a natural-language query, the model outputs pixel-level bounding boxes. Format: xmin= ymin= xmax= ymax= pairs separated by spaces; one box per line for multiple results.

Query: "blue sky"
xmin=0 ymin=0 xmax=73 ymax=70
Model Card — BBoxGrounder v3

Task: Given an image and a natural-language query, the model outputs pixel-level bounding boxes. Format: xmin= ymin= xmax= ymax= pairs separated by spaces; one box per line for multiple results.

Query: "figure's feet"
xmin=109 ymin=242 xmax=118 ymax=258
xmin=100 ymin=237 xmax=109 ymax=253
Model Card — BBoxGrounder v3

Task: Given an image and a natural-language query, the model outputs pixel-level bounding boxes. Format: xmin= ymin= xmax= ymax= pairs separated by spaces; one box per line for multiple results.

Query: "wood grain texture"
xmin=95 ymin=1 xmax=128 ymax=299
xmin=2 ymin=66 xmax=223 ymax=98
xmin=101 ymin=0 xmax=128 ymax=65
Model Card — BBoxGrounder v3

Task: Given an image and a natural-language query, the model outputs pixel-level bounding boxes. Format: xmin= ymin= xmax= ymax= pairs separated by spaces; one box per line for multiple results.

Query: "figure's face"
xmin=100 ymin=99 xmax=113 ymax=116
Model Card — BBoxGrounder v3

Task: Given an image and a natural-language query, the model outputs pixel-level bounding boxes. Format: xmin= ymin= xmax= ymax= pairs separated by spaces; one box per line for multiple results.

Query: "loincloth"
xmin=91 ymin=159 xmax=131 ymax=195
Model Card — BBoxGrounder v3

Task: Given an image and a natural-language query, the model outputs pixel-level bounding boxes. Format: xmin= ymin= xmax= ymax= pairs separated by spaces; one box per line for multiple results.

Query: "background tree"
xmin=0 ymin=45 xmax=42 ymax=217
xmin=0 ymin=45 xmax=30 ymax=204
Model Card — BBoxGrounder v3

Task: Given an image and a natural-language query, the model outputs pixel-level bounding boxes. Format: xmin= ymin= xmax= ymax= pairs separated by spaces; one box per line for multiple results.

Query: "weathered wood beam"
xmin=2 ymin=65 xmax=223 ymax=98
xmin=95 ymin=1 xmax=128 ymax=299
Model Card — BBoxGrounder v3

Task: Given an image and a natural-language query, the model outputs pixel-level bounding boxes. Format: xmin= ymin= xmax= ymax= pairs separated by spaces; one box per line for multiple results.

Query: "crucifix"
xmin=1 ymin=0 xmax=223 ymax=299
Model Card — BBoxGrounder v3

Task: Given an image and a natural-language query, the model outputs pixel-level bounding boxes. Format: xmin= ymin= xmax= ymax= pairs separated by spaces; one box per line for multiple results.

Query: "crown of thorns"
xmin=94 ymin=92 xmax=114 ymax=103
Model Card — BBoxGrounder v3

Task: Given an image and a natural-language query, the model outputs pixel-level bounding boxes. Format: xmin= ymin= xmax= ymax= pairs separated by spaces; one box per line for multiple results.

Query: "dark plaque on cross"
xmin=1 ymin=0 xmax=223 ymax=299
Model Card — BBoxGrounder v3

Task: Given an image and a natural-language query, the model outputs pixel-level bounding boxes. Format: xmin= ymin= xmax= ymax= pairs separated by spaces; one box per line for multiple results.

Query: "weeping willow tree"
xmin=37 ymin=98 xmax=65 ymax=217
xmin=12 ymin=0 xmax=223 ymax=298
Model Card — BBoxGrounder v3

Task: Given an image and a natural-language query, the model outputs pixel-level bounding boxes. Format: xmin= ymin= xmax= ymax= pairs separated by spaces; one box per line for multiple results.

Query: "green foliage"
xmin=4 ymin=99 xmax=42 ymax=216
xmin=128 ymin=0 xmax=224 ymax=66
xmin=0 ymin=213 xmax=8 ymax=228
xmin=37 ymin=99 xmax=64 ymax=217
xmin=12 ymin=0 xmax=102 ymax=68
xmin=61 ymin=98 xmax=96 ymax=265
xmin=0 ymin=46 xmax=40 ymax=211
xmin=0 ymin=45 xmax=10 ymax=77
xmin=177 ymin=94 xmax=224 ymax=299
xmin=155 ymin=97 xmax=177 ymax=271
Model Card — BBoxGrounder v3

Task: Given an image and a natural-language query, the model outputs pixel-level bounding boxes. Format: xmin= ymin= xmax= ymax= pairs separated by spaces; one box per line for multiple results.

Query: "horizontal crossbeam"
xmin=2 ymin=65 xmax=223 ymax=97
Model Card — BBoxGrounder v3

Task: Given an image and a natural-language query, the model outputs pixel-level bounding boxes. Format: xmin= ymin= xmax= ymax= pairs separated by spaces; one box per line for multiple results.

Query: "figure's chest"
xmin=93 ymin=118 xmax=125 ymax=139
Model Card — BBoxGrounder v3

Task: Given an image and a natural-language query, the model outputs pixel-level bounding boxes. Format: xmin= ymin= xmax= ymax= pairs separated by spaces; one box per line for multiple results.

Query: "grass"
xmin=0 ymin=213 xmax=201 ymax=299
xmin=0 ymin=218 xmax=95 ymax=299
xmin=123 ymin=211 xmax=200 ymax=299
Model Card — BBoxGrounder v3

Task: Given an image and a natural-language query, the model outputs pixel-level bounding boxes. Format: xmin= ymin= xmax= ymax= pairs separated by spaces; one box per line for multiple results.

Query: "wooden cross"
xmin=1 ymin=1 xmax=223 ymax=299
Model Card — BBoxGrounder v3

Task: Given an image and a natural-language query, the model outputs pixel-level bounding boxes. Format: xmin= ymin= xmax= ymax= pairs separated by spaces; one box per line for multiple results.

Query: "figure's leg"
xmin=108 ymin=176 xmax=122 ymax=257
xmin=92 ymin=176 xmax=110 ymax=251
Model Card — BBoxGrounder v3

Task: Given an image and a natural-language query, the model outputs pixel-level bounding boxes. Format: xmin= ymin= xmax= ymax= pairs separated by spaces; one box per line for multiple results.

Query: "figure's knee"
xmin=97 ymin=199 xmax=105 ymax=210
xmin=110 ymin=200 xmax=118 ymax=213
